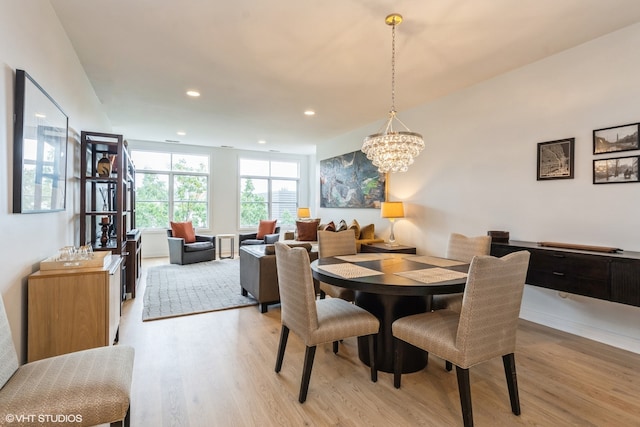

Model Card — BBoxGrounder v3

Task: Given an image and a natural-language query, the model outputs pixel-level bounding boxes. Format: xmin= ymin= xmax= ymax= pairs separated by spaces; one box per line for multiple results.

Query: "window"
xmin=131 ymin=151 xmax=209 ymax=229
xmin=239 ymin=158 xmax=299 ymax=228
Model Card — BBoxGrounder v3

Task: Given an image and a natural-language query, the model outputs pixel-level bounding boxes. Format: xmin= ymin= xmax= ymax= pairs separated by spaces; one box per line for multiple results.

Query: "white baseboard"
xmin=520 ymin=307 xmax=640 ymax=354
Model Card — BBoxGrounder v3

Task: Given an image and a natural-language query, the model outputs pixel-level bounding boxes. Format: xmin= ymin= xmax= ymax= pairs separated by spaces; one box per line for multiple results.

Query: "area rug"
xmin=142 ymin=258 xmax=257 ymax=321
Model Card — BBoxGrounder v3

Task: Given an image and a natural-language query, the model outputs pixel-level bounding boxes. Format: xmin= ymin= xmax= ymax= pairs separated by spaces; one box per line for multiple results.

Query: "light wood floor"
xmin=117 ymin=257 xmax=640 ymax=426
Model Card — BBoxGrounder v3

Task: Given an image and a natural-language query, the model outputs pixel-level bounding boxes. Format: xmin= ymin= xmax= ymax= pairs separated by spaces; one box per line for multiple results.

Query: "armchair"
xmin=239 ymin=226 xmax=281 ymax=246
xmin=167 ymin=229 xmax=216 ymax=265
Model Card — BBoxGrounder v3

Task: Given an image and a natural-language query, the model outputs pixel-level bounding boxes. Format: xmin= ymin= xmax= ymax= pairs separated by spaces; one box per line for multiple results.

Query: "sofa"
xmin=284 ymin=218 xmax=383 ymax=252
xmin=239 ymin=243 xmax=319 ymax=313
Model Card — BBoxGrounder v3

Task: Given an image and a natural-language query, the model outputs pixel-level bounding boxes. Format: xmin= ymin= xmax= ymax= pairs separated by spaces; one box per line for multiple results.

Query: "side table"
xmin=217 ymin=234 xmax=236 ymax=259
xmin=360 ymin=243 xmax=417 ymax=254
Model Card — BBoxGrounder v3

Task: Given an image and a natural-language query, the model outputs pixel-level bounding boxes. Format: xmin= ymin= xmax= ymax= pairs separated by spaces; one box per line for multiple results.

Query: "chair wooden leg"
xmin=275 ymin=326 xmax=289 ymax=373
xmin=368 ymin=334 xmax=377 ymax=382
xmin=455 ymin=366 xmax=473 ymax=427
xmin=110 ymin=406 xmax=130 ymax=427
xmin=393 ymin=338 xmax=404 ymax=389
xmin=333 ymin=341 xmax=339 ymax=354
xmin=299 ymin=346 xmax=317 ymax=403
xmin=446 ymin=360 xmax=453 ymax=371
xmin=502 ymin=353 xmax=521 ymax=415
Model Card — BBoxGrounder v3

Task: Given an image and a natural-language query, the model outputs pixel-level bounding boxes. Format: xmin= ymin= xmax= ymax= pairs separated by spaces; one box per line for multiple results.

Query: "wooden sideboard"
xmin=491 ymin=241 xmax=640 ymax=307
xmin=126 ymin=229 xmax=142 ymax=299
xmin=27 ymin=257 xmax=122 ymax=362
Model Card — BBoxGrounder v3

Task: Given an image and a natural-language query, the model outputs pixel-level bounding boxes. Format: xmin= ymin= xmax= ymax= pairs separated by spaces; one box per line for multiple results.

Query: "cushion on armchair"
xmin=170 ymin=221 xmax=196 ymax=243
xmin=256 ymin=220 xmax=277 ymax=239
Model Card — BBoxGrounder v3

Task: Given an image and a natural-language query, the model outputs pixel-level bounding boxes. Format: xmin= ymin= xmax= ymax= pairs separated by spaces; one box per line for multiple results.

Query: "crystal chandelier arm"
xmin=392 ymin=114 xmax=414 ymax=132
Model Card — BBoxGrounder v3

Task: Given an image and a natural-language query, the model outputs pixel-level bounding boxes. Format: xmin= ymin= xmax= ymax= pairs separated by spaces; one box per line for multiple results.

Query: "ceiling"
xmin=50 ymin=0 xmax=640 ymax=155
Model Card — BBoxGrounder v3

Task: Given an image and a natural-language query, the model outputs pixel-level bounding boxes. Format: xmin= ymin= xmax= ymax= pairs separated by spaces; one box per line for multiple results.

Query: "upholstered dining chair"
xmin=317 ymin=229 xmax=357 ymax=302
xmin=273 ymin=242 xmax=380 ymax=403
xmin=392 ymin=251 xmax=530 ymax=427
xmin=431 ymin=233 xmax=492 ymax=312
xmin=0 ymin=293 xmax=135 ymax=426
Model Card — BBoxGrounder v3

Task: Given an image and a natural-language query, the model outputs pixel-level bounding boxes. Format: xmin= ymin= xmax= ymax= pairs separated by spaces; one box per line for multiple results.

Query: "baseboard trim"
xmin=520 ymin=307 xmax=640 ymax=354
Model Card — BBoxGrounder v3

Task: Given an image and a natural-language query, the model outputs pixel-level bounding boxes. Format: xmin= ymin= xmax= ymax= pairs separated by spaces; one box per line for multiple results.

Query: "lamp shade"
xmin=297 ymin=207 xmax=311 ymax=218
xmin=381 ymin=201 xmax=404 ymax=219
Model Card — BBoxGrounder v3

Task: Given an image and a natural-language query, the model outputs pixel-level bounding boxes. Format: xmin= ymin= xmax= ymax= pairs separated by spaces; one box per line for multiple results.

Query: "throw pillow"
xmin=359 ymin=223 xmax=375 ymax=240
xmin=336 ymin=219 xmax=348 ymax=232
xmin=323 ymin=221 xmax=336 ymax=232
xmin=170 ymin=221 xmax=196 ymax=243
xmin=297 ymin=220 xmax=320 ymax=241
xmin=348 ymin=219 xmax=361 ymax=239
xmin=256 ymin=219 xmax=277 ymax=239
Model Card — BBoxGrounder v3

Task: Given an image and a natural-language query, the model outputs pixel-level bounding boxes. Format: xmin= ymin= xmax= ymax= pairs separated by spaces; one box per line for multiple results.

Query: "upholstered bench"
xmin=239 ymin=243 xmax=319 ymax=313
xmin=0 ymin=295 xmax=134 ymax=427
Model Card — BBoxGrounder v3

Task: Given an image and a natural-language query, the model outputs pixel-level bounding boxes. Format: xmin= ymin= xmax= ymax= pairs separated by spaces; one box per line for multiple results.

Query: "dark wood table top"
xmin=311 ymin=253 xmax=469 ymax=297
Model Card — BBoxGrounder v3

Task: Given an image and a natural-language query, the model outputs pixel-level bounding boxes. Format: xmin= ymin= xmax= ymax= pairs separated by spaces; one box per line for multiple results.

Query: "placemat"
xmin=334 ymin=253 xmax=394 ymax=262
xmin=318 ymin=263 xmax=385 ymax=279
xmin=407 ymin=255 xmax=467 ymax=267
xmin=395 ymin=267 xmax=468 ymax=284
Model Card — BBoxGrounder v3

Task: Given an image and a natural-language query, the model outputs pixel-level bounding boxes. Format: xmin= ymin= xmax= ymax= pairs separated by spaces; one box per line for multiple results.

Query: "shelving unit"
xmin=80 ymin=131 xmax=140 ymax=298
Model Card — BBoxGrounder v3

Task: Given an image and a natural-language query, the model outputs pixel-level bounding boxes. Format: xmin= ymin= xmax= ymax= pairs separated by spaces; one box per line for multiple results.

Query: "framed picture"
xmin=537 ymin=138 xmax=575 ymax=180
xmin=13 ymin=69 xmax=68 ymax=213
xmin=320 ymin=150 xmax=386 ymax=208
xmin=593 ymin=123 xmax=639 ymax=155
xmin=593 ymin=155 xmax=639 ymax=184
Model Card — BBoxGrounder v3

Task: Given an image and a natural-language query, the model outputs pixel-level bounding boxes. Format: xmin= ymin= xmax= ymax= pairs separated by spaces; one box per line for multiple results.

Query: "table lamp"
xmin=297 ymin=207 xmax=311 ymax=220
xmin=381 ymin=201 xmax=404 ymax=246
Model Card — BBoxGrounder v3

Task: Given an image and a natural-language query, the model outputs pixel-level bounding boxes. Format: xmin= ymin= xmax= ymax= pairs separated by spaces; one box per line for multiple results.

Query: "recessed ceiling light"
xmin=304 ymin=110 xmax=315 ymax=116
xmin=258 ymin=140 xmax=266 ymax=144
xmin=186 ymin=90 xmax=200 ymax=97
xmin=177 ymin=131 xmax=186 ymax=136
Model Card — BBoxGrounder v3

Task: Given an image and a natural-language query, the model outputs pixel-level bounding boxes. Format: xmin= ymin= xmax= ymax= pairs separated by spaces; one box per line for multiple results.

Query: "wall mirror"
xmin=13 ymin=69 xmax=68 ymax=213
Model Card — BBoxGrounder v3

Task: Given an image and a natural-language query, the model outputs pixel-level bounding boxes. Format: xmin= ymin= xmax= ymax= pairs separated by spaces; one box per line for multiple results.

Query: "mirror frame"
xmin=13 ymin=69 xmax=69 ymax=213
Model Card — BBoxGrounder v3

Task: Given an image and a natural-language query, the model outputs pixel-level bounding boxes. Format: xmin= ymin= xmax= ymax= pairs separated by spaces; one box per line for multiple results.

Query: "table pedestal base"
xmin=356 ymin=292 xmax=428 ymax=373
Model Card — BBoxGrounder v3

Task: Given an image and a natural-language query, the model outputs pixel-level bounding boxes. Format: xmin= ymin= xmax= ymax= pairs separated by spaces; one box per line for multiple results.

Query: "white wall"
xmin=317 ymin=23 xmax=640 ymax=353
xmin=127 ymin=140 xmax=314 ymax=258
xmin=0 ymin=1 xmax=111 ymax=361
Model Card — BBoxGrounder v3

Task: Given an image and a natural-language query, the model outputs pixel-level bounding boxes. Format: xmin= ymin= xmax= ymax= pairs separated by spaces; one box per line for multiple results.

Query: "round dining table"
xmin=310 ymin=253 xmax=469 ymax=373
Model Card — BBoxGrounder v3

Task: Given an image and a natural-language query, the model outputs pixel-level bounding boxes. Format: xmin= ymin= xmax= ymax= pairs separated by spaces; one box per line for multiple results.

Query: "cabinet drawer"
xmin=527 ymin=269 xmax=610 ymax=299
xmin=529 ymin=251 xmax=609 ymax=281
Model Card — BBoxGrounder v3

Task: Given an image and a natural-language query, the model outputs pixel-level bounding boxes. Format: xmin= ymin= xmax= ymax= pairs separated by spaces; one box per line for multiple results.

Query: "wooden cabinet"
xmin=126 ymin=229 xmax=142 ymax=298
xmin=491 ymin=241 xmax=640 ymax=307
xmin=80 ymin=131 xmax=137 ymax=298
xmin=27 ymin=257 xmax=122 ymax=362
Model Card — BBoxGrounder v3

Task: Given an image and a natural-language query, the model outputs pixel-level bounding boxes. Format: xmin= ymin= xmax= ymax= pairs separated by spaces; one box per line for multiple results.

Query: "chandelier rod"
xmin=390 ymin=19 xmax=396 ymax=113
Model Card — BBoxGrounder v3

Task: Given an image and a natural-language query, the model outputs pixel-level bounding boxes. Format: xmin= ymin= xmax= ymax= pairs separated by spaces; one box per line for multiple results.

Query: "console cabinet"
xmin=491 ymin=241 xmax=640 ymax=307
xmin=27 ymin=257 xmax=122 ymax=362
xmin=126 ymin=229 xmax=142 ymax=298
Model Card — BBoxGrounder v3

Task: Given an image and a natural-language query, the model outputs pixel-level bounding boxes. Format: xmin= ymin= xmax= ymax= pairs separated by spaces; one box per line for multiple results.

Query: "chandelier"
xmin=362 ymin=13 xmax=424 ymax=174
